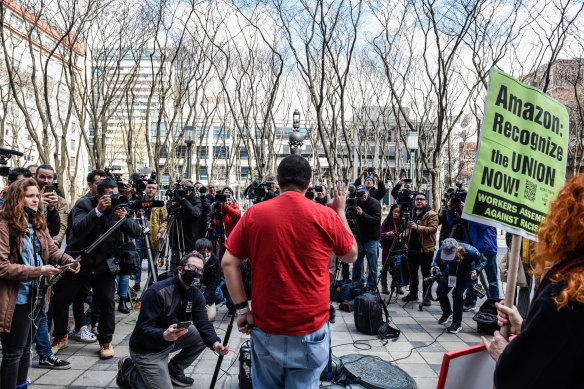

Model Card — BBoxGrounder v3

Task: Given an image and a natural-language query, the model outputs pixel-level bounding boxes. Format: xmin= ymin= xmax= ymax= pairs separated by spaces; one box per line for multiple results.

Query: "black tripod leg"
xmin=209 ymin=312 xmax=235 ymax=389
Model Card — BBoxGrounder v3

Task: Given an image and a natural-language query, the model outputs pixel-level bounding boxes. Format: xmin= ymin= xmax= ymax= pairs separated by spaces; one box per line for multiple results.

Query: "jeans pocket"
xmin=252 ymin=329 xmax=270 ymax=357
xmin=301 ymin=327 xmax=329 ymax=369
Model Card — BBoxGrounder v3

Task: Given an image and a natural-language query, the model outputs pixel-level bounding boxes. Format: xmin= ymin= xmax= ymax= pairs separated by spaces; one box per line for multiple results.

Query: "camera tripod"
xmin=156 ymin=202 xmax=186 ymax=271
xmin=377 ymin=217 xmax=410 ymax=305
xmin=134 ymin=209 xmax=159 ymax=299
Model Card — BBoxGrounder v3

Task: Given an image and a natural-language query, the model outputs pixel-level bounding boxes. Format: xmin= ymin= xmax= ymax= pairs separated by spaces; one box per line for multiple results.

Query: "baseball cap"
xmin=441 ymin=238 xmax=458 ymax=261
xmin=356 ymin=185 xmax=367 ymax=195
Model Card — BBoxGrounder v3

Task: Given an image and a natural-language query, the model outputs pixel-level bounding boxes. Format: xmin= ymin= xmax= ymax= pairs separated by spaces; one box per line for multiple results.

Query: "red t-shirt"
xmin=225 ymin=191 xmax=353 ymax=335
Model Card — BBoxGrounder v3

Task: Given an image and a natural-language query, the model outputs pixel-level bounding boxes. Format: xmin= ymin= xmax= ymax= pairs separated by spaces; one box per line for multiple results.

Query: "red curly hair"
xmin=534 ymin=173 xmax=584 ymax=309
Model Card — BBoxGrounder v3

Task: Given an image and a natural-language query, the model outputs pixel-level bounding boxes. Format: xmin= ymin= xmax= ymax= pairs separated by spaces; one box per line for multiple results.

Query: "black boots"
xmin=118 ymin=297 xmax=130 ymax=314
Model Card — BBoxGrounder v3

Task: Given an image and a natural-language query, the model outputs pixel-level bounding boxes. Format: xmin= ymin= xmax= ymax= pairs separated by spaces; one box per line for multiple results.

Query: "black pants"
xmin=1 ymin=303 xmax=42 ymax=389
xmin=407 ymin=251 xmax=433 ymax=297
xmin=72 ymin=280 xmax=92 ymax=332
xmin=53 ymin=268 xmax=115 ymax=344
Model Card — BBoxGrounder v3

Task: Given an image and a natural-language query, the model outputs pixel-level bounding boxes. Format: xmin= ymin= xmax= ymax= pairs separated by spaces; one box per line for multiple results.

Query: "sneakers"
xmin=91 ymin=324 xmax=99 ymax=336
xmin=402 ymin=293 xmax=418 ymax=302
xmin=170 ymin=372 xmax=195 ymax=387
xmin=116 ymin=357 xmax=132 ymax=389
xmin=422 ymin=298 xmax=431 ymax=307
xmin=396 ymin=287 xmax=405 ymax=295
xmin=133 ymin=283 xmax=141 ymax=292
xmin=50 ymin=334 xmax=68 ymax=355
xmin=447 ymin=323 xmax=463 ymax=334
xmin=70 ymin=325 xmax=97 ymax=343
xmin=438 ymin=313 xmax=453 ymax=325
xmin=100 ymin=342 xmax=115 ymax=359
xmin=463 ymin=304 xmax=477 ymax=312
xmin=38 ymin=355 xmax=71 ymax=370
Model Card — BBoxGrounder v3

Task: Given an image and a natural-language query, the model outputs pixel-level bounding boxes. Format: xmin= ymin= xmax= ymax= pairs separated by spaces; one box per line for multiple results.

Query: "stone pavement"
xmin=29 ymin=233 xmax=510 ymax=388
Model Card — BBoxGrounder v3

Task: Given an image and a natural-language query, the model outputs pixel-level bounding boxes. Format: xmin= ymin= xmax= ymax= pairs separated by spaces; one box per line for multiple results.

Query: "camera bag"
xmin=118 ymin=242 xmax=139 ymax=275
xmin=473 ymin=297 xmax=502 ymax=335
xmin=354 ymin=293 xmax=384 ymax=335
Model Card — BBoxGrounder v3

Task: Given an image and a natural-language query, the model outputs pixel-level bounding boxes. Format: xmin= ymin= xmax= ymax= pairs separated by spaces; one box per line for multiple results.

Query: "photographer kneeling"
xmin=117 ymin=252 xmax=228 ymax=388
xmin=432 ymin=238 xmax=486 ymax=334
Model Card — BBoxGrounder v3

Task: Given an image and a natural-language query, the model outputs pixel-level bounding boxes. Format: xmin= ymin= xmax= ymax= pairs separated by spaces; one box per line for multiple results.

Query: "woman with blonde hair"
xmin=0 ymin=178 xmax=78 ymax=389
xmin=484 ymin=173 xmax=584 ymax=388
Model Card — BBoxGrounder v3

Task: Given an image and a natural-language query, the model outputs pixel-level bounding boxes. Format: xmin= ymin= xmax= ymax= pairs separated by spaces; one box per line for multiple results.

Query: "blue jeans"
xmin=251 ymin=322 xmax=330 ymax=389
xmin=437 ymin=274 xmax=473 ymax=325
xmin=117 ymin=275 xmax=129 ymax=298
xmin=352 ymin=240 xmax=379 ymax=291
xmin=483 ymin=254 xmax=499 ymax=298
xmin=35 ymin=306 xmax=52 ymax=358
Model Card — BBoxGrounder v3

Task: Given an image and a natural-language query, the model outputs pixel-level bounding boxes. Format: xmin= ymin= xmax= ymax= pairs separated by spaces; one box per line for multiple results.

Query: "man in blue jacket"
xmin=116 ymin=252 xmax=229 ymax=388
xmin=432 ymin=239 xmax=487 ymax=333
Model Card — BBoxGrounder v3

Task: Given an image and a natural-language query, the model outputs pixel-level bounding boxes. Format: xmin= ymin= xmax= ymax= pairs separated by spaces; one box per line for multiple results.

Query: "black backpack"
xmin=473 ymin=297 xmax=502 ymax=335
xmin=354 ymin=293 xmax=384 ymax=335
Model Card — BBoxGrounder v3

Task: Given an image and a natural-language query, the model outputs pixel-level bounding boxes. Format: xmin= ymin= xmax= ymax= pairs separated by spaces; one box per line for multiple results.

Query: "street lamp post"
xmin=289 ymin=109 xmax=303 ymax=155
xmin=184 ymin=125 xmax=195 ymax=179
xmin=407 ymin=131 xmax=418 ymax=185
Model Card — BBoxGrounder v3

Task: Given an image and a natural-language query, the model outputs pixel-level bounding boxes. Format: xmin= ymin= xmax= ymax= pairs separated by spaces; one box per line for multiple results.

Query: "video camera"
xmin=449 ymin=180 xmax=468 ymax=221
xmin=105 ymin=166 xmax=125 ymax=192
xmin=110 ymin=191 xmax=164 ymax=211
xmin=245 ymin=179 xmax=274 ymax=204
xmin=165 ymin=179 xmax=190 ymax=201
xmin=129 ymin=167 xmax=157 ymax=198
xmin=396 ymin=178 xmax=417 ymax=220
xmin=0 ymin=147 xmax=24 ymax=177
xmin=305 ymin=185 xmax=324 ymax=200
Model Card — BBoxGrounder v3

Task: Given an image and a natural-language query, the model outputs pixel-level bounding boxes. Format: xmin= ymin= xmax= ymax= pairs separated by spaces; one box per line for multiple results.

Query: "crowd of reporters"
xmin=0 ymin=163 xmax=240 ymax=388
xmin=0 ymin=158 xmax=567 ymax=388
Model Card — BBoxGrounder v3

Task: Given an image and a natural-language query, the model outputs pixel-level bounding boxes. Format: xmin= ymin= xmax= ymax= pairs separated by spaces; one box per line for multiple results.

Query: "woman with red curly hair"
xmin=0 ymin=178 xmax=78 ymax=389
xmin=483 ymin=173 xmax=584 ymax=388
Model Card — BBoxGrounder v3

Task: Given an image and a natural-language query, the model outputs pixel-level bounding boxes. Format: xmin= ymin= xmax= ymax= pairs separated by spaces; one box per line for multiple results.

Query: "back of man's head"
xmin=97 ymin=177 xmax=117 ymax=196
xmin=277 ymin=155 xmax=311 ymax=191
xmin=8 ymin=167 xmax=32 ymax=184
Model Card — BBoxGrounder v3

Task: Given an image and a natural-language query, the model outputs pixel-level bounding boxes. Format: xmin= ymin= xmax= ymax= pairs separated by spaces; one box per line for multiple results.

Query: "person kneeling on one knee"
xmin=433 ymin=239 xmax=486 ymax=334
xmin=116 ymin=252 xmax=229 ymax=389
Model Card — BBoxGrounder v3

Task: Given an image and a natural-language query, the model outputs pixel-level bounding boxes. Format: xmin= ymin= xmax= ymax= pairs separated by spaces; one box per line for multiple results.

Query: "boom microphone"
xmin=0 ymin=147 xmax=23 ymax=157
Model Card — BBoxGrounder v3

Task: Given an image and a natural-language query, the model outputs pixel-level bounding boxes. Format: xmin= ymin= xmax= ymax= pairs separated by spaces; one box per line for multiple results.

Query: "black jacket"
xmin=44 ymin=206 xmax=60 ymax=237
xmin=494 ymin=282 xmax=584 ymax=389
xmin=356 ymin=196 xmax=381 ymax=242
xmin=202 ymin=253 xmax=221 ymax=305
xmin=129 ymin=276 xmax=221 ymax=354
xmin=168 ymin=193 xmax=202 ymax=252
xmin=65 ymin=196 xmax=141 ymax=273
xmin=354 ymin=177 xmax=386 ymax=202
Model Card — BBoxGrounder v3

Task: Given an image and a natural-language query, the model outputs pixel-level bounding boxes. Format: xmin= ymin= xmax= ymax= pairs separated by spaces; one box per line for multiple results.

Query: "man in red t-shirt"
xmin=223 ymin=155 xmax=357 ymax=388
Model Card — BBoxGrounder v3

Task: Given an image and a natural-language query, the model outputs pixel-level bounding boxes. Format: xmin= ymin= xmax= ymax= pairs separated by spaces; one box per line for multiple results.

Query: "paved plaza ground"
xmin=28 ymin=234 xmax=509 ymax=388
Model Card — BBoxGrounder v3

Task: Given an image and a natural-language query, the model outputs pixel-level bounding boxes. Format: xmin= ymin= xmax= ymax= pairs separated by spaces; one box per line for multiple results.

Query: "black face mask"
xmin=24 ymin=206 xmax=37 ymax=218
xmin=181 ymin=269 xmax=201 ymax=287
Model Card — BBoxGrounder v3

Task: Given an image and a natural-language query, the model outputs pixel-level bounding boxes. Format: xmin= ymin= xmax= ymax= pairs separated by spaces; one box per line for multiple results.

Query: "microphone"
xmin=0 ymin=147 xmax=23 ymax=157
xmin=135 ymin=200 xmax=165 ymax=209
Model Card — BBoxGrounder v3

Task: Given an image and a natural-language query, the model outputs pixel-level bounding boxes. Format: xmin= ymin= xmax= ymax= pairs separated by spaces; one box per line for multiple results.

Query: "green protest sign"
xmin=463 ymin=68 xmax=569 ymax=240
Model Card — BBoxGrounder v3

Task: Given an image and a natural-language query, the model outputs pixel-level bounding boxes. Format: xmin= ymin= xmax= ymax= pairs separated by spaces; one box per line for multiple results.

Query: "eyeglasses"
xmin=185 ymin=187 xmax=194 ymax=191
xmin=184 ymin=264 xmax=203 ymax=273
xmin=415 ymin=198 xmax=426 ymax=202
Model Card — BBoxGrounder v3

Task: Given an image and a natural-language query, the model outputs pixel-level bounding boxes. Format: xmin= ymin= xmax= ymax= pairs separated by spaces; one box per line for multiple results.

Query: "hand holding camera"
xmin=97 ymin=194 xmax=112 ymax=213
xmin=114 ymin=206 xmax=127 ymax=220
xmin=41 ymin=191 xmax=58 ymax=210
